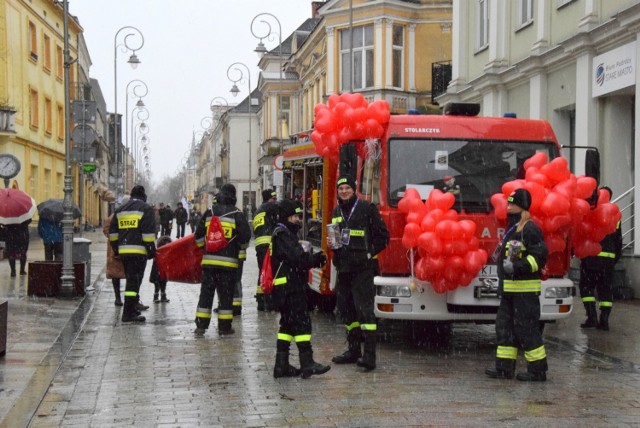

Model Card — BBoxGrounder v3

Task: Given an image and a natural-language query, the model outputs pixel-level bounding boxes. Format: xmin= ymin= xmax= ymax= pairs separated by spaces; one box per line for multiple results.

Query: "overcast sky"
xmin=69 ymin=0 xmax=317 ymax=185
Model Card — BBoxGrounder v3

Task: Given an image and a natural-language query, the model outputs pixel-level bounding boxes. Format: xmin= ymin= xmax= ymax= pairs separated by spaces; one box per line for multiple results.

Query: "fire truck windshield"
xmin=388 ymin=138 xmax=558 ymax=212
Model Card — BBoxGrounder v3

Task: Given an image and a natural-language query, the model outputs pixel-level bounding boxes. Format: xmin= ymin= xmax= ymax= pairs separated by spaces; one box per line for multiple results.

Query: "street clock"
xmin=0 ymin=153 xmax=20 ymax=187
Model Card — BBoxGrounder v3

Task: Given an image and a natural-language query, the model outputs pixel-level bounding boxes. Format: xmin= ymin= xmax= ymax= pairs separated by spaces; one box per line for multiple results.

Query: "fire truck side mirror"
xmin=339 ymin=143 xmax=358 ymax=178
xmin=585 ymin=148 xmax=600 ymax=185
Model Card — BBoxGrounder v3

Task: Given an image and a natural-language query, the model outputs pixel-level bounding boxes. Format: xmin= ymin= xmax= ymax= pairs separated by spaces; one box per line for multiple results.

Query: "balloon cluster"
xmin=311 ymin=93 xmax=391 ymax=162
xmin=399 ymin=188 xmax=488 ymax=294
xmin=490 ymin=152 xmax=621 ymax=259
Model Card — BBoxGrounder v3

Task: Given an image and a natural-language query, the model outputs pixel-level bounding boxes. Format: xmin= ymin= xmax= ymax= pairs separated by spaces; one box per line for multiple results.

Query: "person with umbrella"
xmin=0 ymin=188 xmax=37 ymax=277
xmin=37 ymin=218 xmax=63 ymax=261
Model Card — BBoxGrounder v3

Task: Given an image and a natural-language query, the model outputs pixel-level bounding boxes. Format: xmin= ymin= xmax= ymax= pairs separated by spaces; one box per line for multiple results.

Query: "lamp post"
xmin=132 ymin=120 xmax=149 ymax=183
xmin=60 ymin=0 xmax=75 ymax=296
xmin=130 ymin=106 xmax=149 ymax=185
xmin=125 ymin=79 xmax=147 ymax=190
xmin=113 ymin=26 xmax=144 ymax=202
xmin=227 ymin=62 xmax=253 ymax=218
xmin=251 ymin=12 xmax=283 ymax=198
xmin=209 ymin=96 xmax=229 ymax=194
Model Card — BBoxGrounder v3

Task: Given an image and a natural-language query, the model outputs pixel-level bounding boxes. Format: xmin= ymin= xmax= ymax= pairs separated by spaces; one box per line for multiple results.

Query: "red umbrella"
xmin=0 ymin=188 xmax=36 ymax=225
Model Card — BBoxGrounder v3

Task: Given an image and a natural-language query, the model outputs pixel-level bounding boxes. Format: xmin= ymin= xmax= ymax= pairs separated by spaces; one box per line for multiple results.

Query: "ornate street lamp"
xmin=227 ymin=62 xmax=254 ymax=218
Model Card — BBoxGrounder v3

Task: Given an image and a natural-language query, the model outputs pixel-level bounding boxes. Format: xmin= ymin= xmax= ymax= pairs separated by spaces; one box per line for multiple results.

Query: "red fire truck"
xmin=284 ymin=103 xmax=578 ymax=333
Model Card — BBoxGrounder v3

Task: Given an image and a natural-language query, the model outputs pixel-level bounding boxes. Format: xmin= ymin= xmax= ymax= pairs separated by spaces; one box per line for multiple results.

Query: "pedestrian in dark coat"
xmin=5 ymin=220 xmax=31 ymax=277
xmin=579 ymin=186 xmax=623 ymax=331
xmin=253 ymin=188 xmax=278 ymax=311
xmin=150 ymin=235 xmax=172 ymax=303
xmin=193 ymin=184 xmax=251 ymax=336
xmin=486 ymin=188 xmax=548 ymax=382
xmin=271 ymin=199 xmax=329 ymax=379
xmin=329 ymin=175 xmax=389 ymax=371
xmin=37 ymin=218 xmax=63 ymax=261
xmin=174 ymin=202 xmax=188 ymax=238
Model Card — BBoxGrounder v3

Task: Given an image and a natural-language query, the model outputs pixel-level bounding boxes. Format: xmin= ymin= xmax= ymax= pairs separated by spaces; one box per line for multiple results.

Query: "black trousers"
xmin=122 ymin=256 xmax=148 ymax=316
xmin=495 ymin=292 xmax=547 ymax=373
xmin=579 ymin=267 xmax=614 ymax=304
xmin=277 ymin=284 xmax=312 ymax=337
xmin=335 ymin=268 xmax=376 ymax=328
xmin=176 ymin=222 xmax=186 ymax=238
xmin=196 ymin=268 xmax=235 ymax=330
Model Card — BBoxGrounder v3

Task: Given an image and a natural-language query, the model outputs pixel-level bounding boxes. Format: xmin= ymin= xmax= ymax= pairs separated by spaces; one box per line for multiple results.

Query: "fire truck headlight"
xmin=544 ymin=287 xmax=572 ymax=299
xmin=377 ymin=285 xmax=411 ymax=298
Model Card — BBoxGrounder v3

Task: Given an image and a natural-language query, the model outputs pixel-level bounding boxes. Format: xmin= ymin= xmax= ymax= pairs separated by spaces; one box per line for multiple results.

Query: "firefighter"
xmin=193 ymin=184 xmax=251 ymax=336
xmin=271 ymin=199 xmax=329 ymax=378
xmin=109 ymin=185 xmax=156 ymax=323
xmin=253 ymin=189 xmax=278 ymax=311
xmin=486 ymin=188 xmax=549 ymax=382
xmin=579 ymin=186 xmax=622 ymax=331
xmin=329 ymin=175 xmax=389 ymax=371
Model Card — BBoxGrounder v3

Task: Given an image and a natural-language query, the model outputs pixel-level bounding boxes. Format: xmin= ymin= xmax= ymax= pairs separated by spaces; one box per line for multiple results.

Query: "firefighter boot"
xmin=332 ymin=330 xmax=362 ymax=364
xmin=273 ymin=352 xmax=301 ymax=378
xmin=121 ymin=297 xmax=145 ymax=323
xmin=597 ymin=307 xmax=611 ymax=331
xmin=580 ymin=302 xmax=598 ymax=328
xmin=299 ymin=348 xmax=331 ymax=379
xmin=356 ymin=333 xmax=377 ymax=371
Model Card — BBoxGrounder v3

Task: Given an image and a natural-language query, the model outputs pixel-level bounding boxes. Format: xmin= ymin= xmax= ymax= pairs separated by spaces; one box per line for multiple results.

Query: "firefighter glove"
xmin=502 ymin=259 xmax=514 ymax=274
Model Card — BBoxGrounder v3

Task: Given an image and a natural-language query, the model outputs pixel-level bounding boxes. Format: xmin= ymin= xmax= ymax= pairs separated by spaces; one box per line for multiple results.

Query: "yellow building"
xmin=0 ymin=0 xmax=81 ymax=209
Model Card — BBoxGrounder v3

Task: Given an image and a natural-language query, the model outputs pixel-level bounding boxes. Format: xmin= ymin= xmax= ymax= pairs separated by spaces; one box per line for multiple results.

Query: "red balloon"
xmin=420 ymin=215 xmax=437 ymax=232
xmin=468 ymin=236 xmax=480 ymax=251
xmin=553 ymin=177 xmax=577 ymax=200
xmin=464 ymin=250 xmax=484 ymax=274
xmin=443 ymin=209 xmax=459 ymax=221
xmin=327 ymin=94 xmax=340 ymax=109
xmin=429 ymin=189 xmax=455 ymax=211
xmin=414 ymin=257 xmax=430 ymax=281
xmin=502 ymin=180 xmax=525 ymax=198
xmin=459 ymin=271 xmax=474 ymax=287
xmin=367 ymin=100 xmax=391 ymax=124
xmin=314 ymin=103 xmax=328 ymax=115
xmin=544 ymin=233 xmax=565 ymax=253
xmin=540 ymin=192 xmax=570 ymax=217
xmin=443 ymin=256 xmax=464 ymax=284
xmin=523 ymin=152 xmax=548 ymax=170
xmin=570 ymin=198 xmax=590 ymax=223
xmin=540 ymin=157 xmax=570 ymax=184
xmin=523 ymin=181 xmax=547 ymax=214
xmin=434 ymin=219 xmax=455 ymax=240
xmin=431 ymin=276 xmax=448 ymax=294
xmin=406 ymin=211 xmax=424 ymax=225
xmin=363 ymin=118 xmax=384 ymax=139
xmin=573 ymin=240 xmax=602 ymax=258
xmin=341 ymin=92 xmax=367 ymax=109
xmin=576 ymin=176 xmax=597 ymax=199
xmin=595 ymin=203 xmax=620 ymax=229
xmin=491 ymin=193 xmax=508 ymax=220
xmin=526 ymin=167 xmax=551 ymax=188
xmin=428 ymin=208 xmax=444 ymax=222
xmin=418 ymin=232 xmax=442 ymax=256
xmin=427 ymin=256 xmax=446 ymax=274
xmin=402 ymin=222 xmax=421 ymax=248
xmin=458 ymin=220 xmax=477 ymax=240
xmin=597 ymin=188 xmax=611 ymax=205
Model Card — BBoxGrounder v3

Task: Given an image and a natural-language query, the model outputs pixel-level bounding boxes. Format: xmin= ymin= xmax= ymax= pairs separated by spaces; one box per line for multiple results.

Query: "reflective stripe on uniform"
xmin=526 ymin=255 xmax=539 ymax=272
xmin=273 ymin=277 xmax=287 ymax=286
xmin=255 ymin=236 xmax=271 ymax=246
xmin=217 ymin=309 xmax=233 ymax=320
xmin=496 ymin=346 xmax=518 ymax=360
xmin=118 ymin=245 xmax=147 ymax=255
xmin=277 ymin=333 xmax=293 ymax=342
xmin=232 ymin=298 xmax=242 ymax=307
xmin=109 ymin=233 xmax=119 ymax=242
xmin=503 ymin=279 xmax=541 ymax=293
xmin=360 ymin=323 xmax=377 ymax=331
xmin=597 ymin=251 xmax=615 ymax=258
xmin=142 ymin=233 xmax=156 ymax=243
xmin=253 ymin=212 xmax=266 ymax=230
xmin=239 ymin=249 xmax=246 ymax=260
xmin=345 ymin=322 xmax=360 ymax=331
xmin=599 ymin=301 xmax=613 ymax=308
xmin=195 ymin=236 xmax=205 ymax=248
xmin=116 ymin=211 xmax=143 ymax=229
xmin=124 ymin=291 xmax=138 ymax=297
xmin=202 ymin=255 xmax=238 ymax=268
xmin=196 ymin=307 xmax=212 ymax=319
xmin=524 ymin=345 xmax=547 ymax=362
xmin=332 ymin=217 xmax=343 ymax=224
xmin=582 ymin=296 xmax=596 ymax=303
xmin=294 ymin=334 xmax=311 ymax=343
xmin=350 ymin=229 xmax=365 ymax=237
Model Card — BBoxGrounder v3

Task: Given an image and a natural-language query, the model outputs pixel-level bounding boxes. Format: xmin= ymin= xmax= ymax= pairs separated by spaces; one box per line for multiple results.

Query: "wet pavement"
xmin=0 ymin=231 xmax=639 ymax=427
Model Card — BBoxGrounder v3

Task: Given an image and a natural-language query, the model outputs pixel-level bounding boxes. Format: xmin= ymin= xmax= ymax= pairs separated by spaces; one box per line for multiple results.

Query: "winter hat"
xmin=130 ymin=185 xmax=147 ymax=201
xmin=220 ymin=183 xmax=236 ymax=197
xmin=337 ymin=175 xmax=356 ymax=190
xmin=262 ymin=189 xmax=275 ymax=203
xmin=508 ymin=188 xmax=532 ymax=211
xmin=278 ymin=199 xmax=301 ymax=222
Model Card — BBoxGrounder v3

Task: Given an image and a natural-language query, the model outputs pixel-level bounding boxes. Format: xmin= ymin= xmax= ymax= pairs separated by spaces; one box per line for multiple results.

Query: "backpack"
xmin=260 ymin=228 xmax=284 ymax=294
xmin=205 ymin=210 xmax=240 ymax=252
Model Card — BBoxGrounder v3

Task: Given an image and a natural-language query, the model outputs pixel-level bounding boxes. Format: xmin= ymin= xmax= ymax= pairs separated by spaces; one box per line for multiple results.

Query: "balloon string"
xmin=409 ymin=248 xmax=415 ymax=280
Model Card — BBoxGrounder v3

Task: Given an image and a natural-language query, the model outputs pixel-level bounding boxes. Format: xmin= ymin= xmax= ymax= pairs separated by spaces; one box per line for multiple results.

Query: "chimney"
xmin=311 ymin=1 xmax=325 ymax=18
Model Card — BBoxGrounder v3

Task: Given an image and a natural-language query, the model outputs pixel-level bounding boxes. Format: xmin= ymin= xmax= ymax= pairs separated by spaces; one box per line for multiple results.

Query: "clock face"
xmin=0 ymin=154 xmax=20 ymax=179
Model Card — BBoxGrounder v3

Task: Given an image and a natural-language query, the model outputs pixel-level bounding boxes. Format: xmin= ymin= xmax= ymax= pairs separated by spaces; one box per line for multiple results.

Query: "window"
xmin=44 ymin=97 xmax=52 ymax=134
xmin=392 ymin=25 xmax=404 ymax=88
xmin=56 ymin=104 xmax=64 ymax=140
xmin=340 ymin=24 xmax=374 ymax=91
xmin=279 ymin=95 xmax=290 ymax=139
xmin=43 ymin=33 xmax=51 ymax=70
xmin=29 ymin=88 xmax=39 ymax=128
xmin=476 ymin=0 xmax=489 ymax=51
xmin=30 ymin=165 xmax=38 ymax=197
xmin=56 ymin=45 xmax=63 ymax=78
xmin=518 ymin=0 xmax=534 ymax=27
xmin=28 ymin=21 xmax=37 ymax=60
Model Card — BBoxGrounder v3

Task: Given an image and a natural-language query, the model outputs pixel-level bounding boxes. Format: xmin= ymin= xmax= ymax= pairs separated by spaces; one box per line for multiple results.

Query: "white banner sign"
xmin=592 ymin=41 xmax=636 ymax=97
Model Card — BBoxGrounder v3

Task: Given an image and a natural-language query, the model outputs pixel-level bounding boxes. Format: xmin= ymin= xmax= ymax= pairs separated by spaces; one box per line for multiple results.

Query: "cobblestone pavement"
xmin=2 ymin=232 xmax=640 ymax=427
